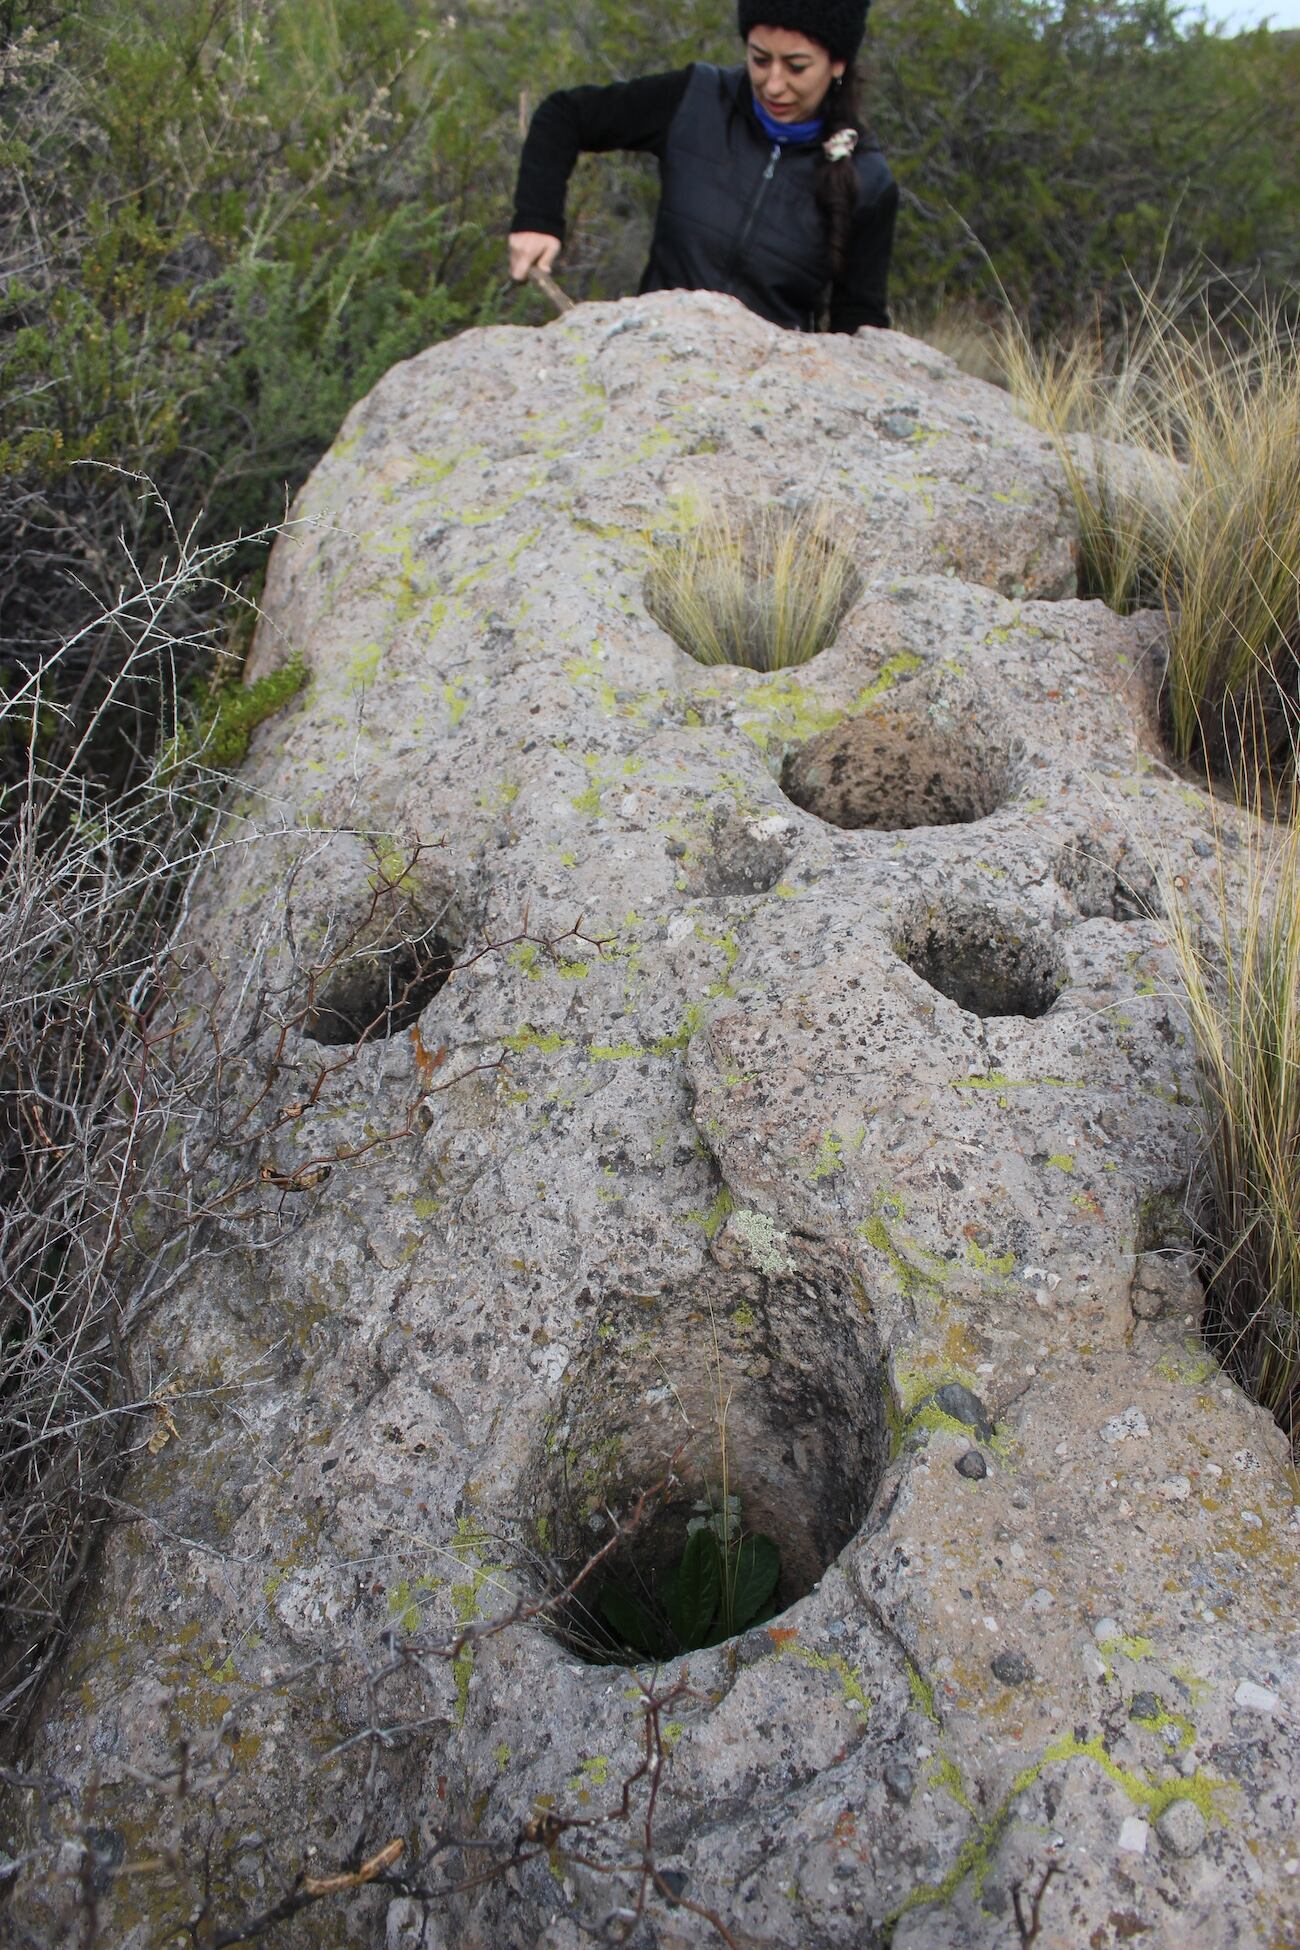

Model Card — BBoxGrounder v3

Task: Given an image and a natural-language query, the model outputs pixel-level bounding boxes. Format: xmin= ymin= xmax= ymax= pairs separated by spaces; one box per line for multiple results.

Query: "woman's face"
xmin=745 ymin=26 xmax=845 ymax=123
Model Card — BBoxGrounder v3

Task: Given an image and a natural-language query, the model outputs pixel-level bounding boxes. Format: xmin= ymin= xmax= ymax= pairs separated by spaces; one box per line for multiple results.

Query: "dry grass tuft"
xmin=644 ymin=500 xmax=861 ymax=673
xmin=1003 ymin=294 xmax=1300 ymax=791
xmin=1164 ymin=793 xmax=1300 ymax=1448
xmin=895 ymin=303 xmax=1008 ymax=388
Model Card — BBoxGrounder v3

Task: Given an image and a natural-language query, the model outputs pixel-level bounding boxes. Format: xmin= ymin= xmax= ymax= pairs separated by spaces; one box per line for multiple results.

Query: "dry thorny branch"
xmin=0 ymin=802 xmax=611 ymax=1753
xmin=0 ymin=510 xmax=613 ymax=1765
xmin=1012 ymin=1861 xmax=1060 ymax=1947
xmin=4 ymin=1473 xmax=741 ymax=1950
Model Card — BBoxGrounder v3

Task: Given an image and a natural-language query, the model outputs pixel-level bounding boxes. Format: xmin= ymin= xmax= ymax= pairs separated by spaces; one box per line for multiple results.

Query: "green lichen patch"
xmin=808 ymin=1132 xmax=845 ymax=1184
xmin=736 ymin=675 xmax=846 ymax=747
xmin=502 ymin=1025 xmax=570 ymax=1056
xmin=950 ymin=1069 xmax=1086 ymax=1097
xmin=906 ymin=1657 xmax=940 ymax=1725
xmin=731 ymin=1208 xmax=796 ymax=1276
xmin=858 ymin=1212 xmax=947 ymax=1298
xmin=775 ymin=1635 xmax=872 ymax=1728
xmin=849 ymin=651 xmax=924 ymax=706
xmin=885 ymin=1730 xmax=1234 ymax=1935
xmin=689 ymin=1184 xmax=736 ymax=1241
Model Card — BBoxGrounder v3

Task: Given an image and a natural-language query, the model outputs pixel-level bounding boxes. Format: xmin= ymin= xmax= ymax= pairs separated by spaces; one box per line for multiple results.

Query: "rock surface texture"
xmin=5 ymin=292 xmax=1298 ymax=1950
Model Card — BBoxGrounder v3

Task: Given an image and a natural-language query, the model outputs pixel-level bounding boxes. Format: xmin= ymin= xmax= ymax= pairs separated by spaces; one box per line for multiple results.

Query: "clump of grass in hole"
xmin=1001 ymin=289 xmax=1300 ymax=793
xmin=1162 ymin=789 xmax=1300 ymax=1448
xmin=644 ymin=500 xmax=860 ymax=672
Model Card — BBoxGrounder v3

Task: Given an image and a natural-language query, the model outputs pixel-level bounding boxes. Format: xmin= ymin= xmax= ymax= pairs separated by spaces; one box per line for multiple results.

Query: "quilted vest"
xmin=640 ymin=63 xmax=888 ymax=331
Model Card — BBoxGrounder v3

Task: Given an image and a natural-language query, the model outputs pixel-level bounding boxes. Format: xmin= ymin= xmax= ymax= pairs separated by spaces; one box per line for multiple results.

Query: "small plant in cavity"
xmin=597 ymin=1495 xmax=781 ymax=1659
xmin=643 ymin=499 xmax=861 ymax=672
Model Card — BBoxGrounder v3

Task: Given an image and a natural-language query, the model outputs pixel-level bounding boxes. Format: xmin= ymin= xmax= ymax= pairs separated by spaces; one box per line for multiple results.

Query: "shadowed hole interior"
xmin=896 ymin=905 xmax=1066 ymax=1019
xmin=530 ymin=1259 xmax=887 ymax=1663
xmin=302 ymin=931 xmax=456 ymax=1044
xmin=782 ymin=704 xmax=1016 ymax=831
xmin=1054 ymin=836 xmax=1162 ymax=922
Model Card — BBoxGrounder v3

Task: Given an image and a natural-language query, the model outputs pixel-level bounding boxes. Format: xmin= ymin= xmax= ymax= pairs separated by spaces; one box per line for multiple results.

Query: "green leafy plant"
xmin=163 ymin=652 xmax=309 ymax=776
xmin=598 ymin=1495 xmax=781 ymax=1660
xmin=644 ymin=500 xmax=861 ymax=672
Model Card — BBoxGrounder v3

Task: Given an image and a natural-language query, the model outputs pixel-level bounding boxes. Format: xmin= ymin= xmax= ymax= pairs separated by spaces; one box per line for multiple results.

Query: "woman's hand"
xmin=508 ymin=232 xmax=562 ymax=282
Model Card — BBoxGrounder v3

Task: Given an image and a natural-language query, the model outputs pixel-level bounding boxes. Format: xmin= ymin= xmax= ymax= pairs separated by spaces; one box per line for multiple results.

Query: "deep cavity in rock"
xmin=782 ymin=704 xmax=1016 ymax=831
xmin=302 ymin=931 xmax=456 ymax=1044
xmin=895 ymin=904 xmax=1066 ymax=1019
xmin=531 ymin=1260 xmax=887 ymax=1663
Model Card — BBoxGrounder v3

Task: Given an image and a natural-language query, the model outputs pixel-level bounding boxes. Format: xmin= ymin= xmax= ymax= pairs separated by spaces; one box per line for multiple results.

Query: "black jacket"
xmin=512 ymin=63 xmax=896 ymax=333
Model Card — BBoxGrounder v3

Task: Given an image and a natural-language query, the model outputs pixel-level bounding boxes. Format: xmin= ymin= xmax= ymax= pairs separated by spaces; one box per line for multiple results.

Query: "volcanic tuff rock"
xmin=4 ymin=291 xmax=1297 ymax=1950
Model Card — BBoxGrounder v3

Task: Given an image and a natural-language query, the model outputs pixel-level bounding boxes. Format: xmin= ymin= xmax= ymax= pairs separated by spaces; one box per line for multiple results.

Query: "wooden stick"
xmin=527 ymin=264 xmax=575 ymax=315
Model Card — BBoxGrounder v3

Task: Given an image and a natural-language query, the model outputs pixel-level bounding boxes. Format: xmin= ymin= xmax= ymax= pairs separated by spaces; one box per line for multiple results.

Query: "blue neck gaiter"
xmin=751 ymin=95 xmax=824 ymax=146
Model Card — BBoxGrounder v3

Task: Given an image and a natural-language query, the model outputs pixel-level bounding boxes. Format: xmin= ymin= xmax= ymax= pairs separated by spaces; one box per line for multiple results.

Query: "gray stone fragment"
xmin=956 ymin=1448 xmax=988 ymax=1480
xmin=884 ymin=1760 xmax=915 ymax=1803
xmin=991 ymin=1650 xmax=1035 ymax=1686
xmin=387 ymin=1899 xmax=445 ymax=1949
xmin=929 ymin=1383 xmax=994 ymax=1440
xmin=736 ymin=1627 xmax=773 ymax=1666
xmin=1155 ymin=1798 xmax=1208 ymax=1858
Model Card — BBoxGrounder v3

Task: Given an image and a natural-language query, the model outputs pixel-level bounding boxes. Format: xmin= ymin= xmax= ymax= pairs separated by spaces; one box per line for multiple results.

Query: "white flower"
xmin=823 ymin=129 xmax=858 ymax=163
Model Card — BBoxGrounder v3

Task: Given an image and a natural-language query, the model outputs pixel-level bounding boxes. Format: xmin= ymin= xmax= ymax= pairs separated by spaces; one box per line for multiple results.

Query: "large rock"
xmin=4 ymin=292 xmax=1296 ymax=1950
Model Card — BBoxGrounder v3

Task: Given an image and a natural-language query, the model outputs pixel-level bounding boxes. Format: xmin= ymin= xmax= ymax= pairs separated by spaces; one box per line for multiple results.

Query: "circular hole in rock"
xmin=302 ymin=930 xmax=456 ymax=1044
xmin=685 ymin=804 xmax=792 ymax=898
xmin=895 ymin=904 xmax=1066 ymax=1019
xmin=530 ymin=1260 xmax=887 ymax=1663
xmin=782 ymin=705 xmax=1016 ymax=831
xmin=1054 ymin=836 xmax=1161 ymax=922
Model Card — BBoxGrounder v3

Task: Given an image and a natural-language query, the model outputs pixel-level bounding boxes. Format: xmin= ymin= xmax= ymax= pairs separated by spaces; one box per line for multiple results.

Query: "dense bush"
xmin=871 ymin=0 xmax=1300 ymax=332
xmin=0 ymin=0 xmax=502 ymax=758
xmin=4 ymin=0 xmax=1299 ymax=758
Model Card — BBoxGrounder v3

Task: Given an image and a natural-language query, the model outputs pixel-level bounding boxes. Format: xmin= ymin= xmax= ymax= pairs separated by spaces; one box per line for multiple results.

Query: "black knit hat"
xmin=737 ymin=0 xmax=869 ymax=65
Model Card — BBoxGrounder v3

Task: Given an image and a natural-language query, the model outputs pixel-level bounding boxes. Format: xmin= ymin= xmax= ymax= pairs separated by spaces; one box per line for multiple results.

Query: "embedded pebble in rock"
xmin=955 ymin=1448 xmax=989 ymax=1480
xmin=1101 ymin=1405 xmax=1151 ymax=1443
xmin=927 ymin=1382 xmax=994 ymax=1439
xmin=1156 ymin=1799 xmax=1208 ymax=1858
xmin=991 ymin=1650 xmax=1035 ymax=1686
xmin=4 ymin=291 xmax=1298 ymax=1950
xmin=1234 ymin=1680 xmax=1280 ymax=1714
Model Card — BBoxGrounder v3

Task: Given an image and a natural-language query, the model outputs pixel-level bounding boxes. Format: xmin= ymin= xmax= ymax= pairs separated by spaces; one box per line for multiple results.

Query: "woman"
xmin=509 ymin=2 xmax=896 ymax=335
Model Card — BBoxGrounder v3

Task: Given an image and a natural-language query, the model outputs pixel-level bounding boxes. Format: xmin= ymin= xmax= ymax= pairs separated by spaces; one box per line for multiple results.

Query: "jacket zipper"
xmin=724 ymin=142 xmax=781 ymax=294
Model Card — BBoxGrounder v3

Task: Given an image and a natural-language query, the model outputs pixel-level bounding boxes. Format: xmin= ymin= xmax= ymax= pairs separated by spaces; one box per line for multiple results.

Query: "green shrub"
xmin=163 ymin=652 xmax=308 ymax=776
xmin=871 ymin=0 xmax=1300 ymax=333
